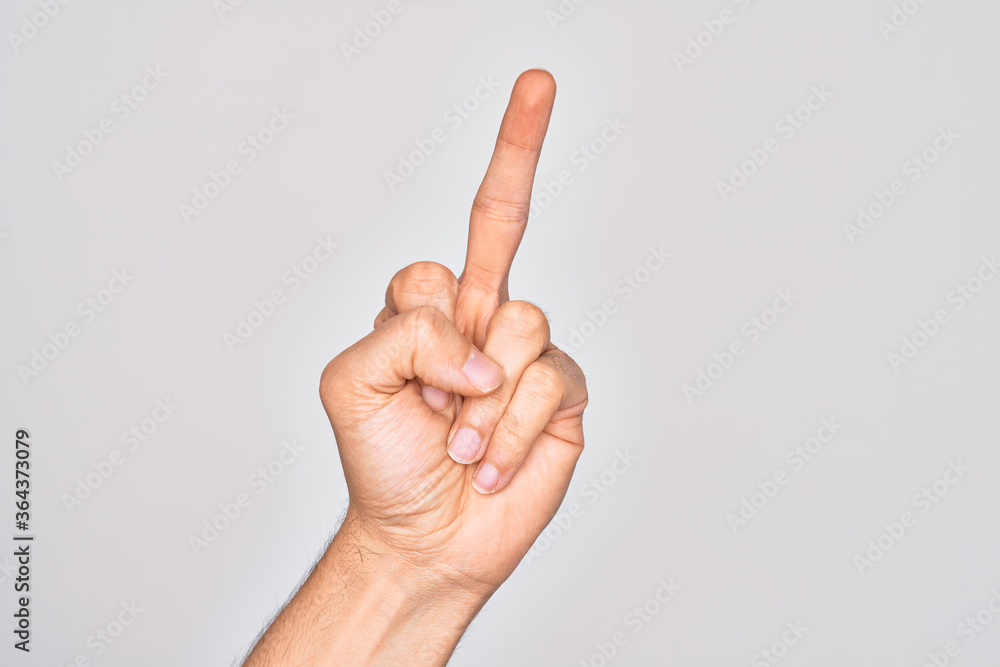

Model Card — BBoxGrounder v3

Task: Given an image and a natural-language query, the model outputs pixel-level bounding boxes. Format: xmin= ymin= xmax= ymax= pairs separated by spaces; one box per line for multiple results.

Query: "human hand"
xmin=245 ymin=70 xmax=588 ymax=667
xmin=321 ymin=69 xmax=588 ymax=594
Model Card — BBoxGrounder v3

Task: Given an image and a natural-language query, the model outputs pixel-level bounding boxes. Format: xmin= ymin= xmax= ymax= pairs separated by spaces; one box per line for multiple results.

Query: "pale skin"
xmin=243 ymin=69 xmax=588 ymax=666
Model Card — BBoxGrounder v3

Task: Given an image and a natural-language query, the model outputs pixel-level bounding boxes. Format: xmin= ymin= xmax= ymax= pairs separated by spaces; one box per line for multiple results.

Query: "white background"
xmin=1 ymin=0 xmax=999 ymax=665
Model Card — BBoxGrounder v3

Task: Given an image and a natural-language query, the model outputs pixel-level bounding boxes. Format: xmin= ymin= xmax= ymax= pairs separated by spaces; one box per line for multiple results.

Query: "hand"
xmin=327 ymin=69 xmax=587 ymax=593
xmin=244 ymin=69 xmax=588 ymax=667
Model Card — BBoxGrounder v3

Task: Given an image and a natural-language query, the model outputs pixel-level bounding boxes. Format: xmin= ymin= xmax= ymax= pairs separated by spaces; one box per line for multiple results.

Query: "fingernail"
xmin=473 ymin=462 xmax=500 ymax=494
xmin=448 ymin=428 xmax=482 ymax=464
xmin=463 ymin=350 xmax=503 ymax=392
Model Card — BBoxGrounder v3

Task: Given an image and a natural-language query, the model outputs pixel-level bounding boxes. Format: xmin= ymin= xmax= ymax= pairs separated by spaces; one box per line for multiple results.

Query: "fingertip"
xmin=447 ymin=427 xmax=483 ymax=465
xmin=515 ymin=69 xmax=557 ymax=105
xmin=421 ymin=384 xmax=451 ymax=412
xmin=502 ymin=70 xmax=556 ymax=145
xmin=462 ymin=349 xmax=505 ymax=393
xmin=472 ymin=461 xmax=500 ymax=494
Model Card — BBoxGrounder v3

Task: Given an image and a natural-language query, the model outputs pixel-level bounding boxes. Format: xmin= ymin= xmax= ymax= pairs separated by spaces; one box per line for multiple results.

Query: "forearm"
xmin=244 ymin=512 xmax=491 ymax=666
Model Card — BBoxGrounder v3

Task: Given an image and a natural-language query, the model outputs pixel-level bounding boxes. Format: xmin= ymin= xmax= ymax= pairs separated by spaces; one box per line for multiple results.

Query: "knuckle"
xmin=319 ymin=357 xmax=345 ymax=401
xmin=458 ymin=396 xmax=506 ymax=439
xmin=554 ymin=351 xmax=587 ymax=394
xmin=492 ymin=300 xmax=550 ymax=341
xmin=486 ymin=427 xmax=522 ymax=466
xmin=407 ymin=305 xmax=450 ymax=342
xmin=522 ymin=361 xmax=564 ymax=400
xmin=471 ymin=194 xmax=530 ymax=226
xmin=493 ymin=412 xmax=525 ymax=448
xmin=459 ymin=269 xmax=504 ymax=296
xmin=395 ymin=261 xmax=458 ymax=297
xmin=498 ymin=133 xmax=541 ymax=155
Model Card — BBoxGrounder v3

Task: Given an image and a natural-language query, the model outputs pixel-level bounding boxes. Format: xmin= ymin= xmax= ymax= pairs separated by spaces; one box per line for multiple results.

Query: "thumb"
xmin=324 ymin=306 xmax=505 ymax=400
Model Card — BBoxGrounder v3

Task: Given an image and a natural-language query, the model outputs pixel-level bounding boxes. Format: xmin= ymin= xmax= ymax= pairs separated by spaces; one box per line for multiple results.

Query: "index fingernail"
xmin=463 ymin=350 xmax=503 ymax=392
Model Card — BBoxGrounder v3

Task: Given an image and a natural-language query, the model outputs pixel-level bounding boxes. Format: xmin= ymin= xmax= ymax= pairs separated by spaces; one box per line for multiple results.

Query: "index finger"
xmin=461 ymin=69 xmax=557 ymax=296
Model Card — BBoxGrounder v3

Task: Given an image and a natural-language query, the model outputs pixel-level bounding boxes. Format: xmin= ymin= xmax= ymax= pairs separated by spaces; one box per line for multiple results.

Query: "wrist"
xmin=244 ymin=509 xmax=493 ymax=667
xmin=342 ymin=503 xmax=500 ymax=598
xmin=322 ymin=509 xmax=493 ymax=664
